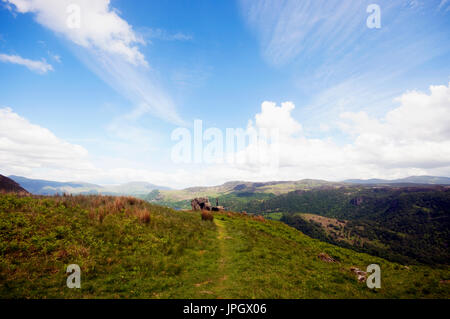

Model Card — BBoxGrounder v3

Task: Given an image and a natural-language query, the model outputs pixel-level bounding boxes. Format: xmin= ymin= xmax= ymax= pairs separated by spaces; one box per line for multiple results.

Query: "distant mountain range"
xmin=4 ymin=174 xmax=450 ymax=197
xmin=343 ymin=176 xmax=450 ymax=185
xmin=144 ymin=175 xmax=450 ymax=210
xmin=8 ymin=175 xmax=171 ymax=196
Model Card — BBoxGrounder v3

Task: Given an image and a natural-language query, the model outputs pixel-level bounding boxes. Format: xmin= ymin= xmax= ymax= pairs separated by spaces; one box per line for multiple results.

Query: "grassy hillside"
xmin=217 ymin=186 xmax=450 ymax=265
xmin=0 ymin=194 xmax=449 ymax=298
xmin=147 ymin=177 xmax=450 ymax=208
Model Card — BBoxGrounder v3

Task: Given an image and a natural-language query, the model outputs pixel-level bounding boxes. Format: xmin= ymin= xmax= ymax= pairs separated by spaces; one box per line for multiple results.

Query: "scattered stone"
xmin=318 ymin=253 xmax=337 ymax=263
xmin=350 ymin=266 xmax=367 ymax=282
xmin=253 ymin=215 xmax=266 ymax=222
xmin=194 ymin=280 xmax=212 ymax=287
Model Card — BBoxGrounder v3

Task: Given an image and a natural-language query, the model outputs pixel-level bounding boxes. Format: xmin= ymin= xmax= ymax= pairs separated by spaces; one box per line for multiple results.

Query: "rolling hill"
xmin=343 ymin=176 xmax=450 ymax=185
xmin=0 ymin=193 xmax=448 ymax=298
xmin=142 ymin=178 xmax=450 ymax=265
xmin=217 ymin=185 xmax=450 ymax=265
xmin=145 ymin=176 xmax=450 ymax=210
xmin=0 ymin=174 xmax=28 ymax=194
xmin=145 ymin=179 xmax=341 ymax=209
xmin=8 ymin=175 xmax=171 ymax=196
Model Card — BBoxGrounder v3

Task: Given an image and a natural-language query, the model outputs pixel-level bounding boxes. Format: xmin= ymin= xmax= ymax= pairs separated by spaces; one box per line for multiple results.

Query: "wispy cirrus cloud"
xmin=239 ymin=0 xmax=446 ymax=69
xmin=438 ymin=0 xmax=450 ymax=11
xmin=139 ymin=27 xmax=193 ymax=42
xmin=239 ymin=0 xmax=450 ymax=132
xmin=239 ymin=0 xmax=372 ymax=66
xmin=4 ymin=0 xmax=184 ymax=124
xmin=0 ymin=53 xmax=53 ymax=73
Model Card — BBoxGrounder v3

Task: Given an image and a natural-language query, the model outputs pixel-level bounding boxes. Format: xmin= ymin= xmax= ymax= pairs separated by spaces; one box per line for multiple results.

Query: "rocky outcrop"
xmin=191 ymin=197 xmax=212 ymax=211
xmin=318 ymin=253 xmax=337 ymax=263
xmin=191 ymin=197 xmax=226 ymax=212
xmin=350 ymin=267 xmax=367 ymax=282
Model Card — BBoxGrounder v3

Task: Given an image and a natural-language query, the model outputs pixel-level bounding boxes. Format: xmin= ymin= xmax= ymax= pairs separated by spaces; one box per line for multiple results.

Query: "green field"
xmin=0 ymin=194 xmax=449 ymax=298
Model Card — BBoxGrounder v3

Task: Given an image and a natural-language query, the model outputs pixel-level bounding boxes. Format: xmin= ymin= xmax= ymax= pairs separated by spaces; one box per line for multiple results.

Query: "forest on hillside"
xmin=216 ymin=186 xmax=450 ymax=265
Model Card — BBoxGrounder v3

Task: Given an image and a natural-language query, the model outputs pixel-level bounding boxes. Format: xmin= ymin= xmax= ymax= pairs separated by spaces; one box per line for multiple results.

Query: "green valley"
xmin=146 ymin=181 xmax=450 ymax=266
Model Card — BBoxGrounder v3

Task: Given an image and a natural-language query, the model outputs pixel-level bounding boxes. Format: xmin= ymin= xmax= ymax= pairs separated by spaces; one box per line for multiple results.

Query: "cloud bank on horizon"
xmin=1 ymin=82 xmax=450 ymax=188
xmin=0 ymin=0 xmax=449 ymax=188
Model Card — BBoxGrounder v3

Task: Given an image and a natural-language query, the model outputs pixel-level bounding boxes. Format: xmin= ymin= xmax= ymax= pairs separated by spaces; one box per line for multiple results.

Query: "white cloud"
xmin=0 ymin=107 xmax=181 ymax=186
xmin=221 ymin=82 xmax=450 ymax=184
xmin=0 ymin=53 xmax=53 ymax=73
xmin=0 ymin=107 xmax=93 ymax=178
xmin=339 ymin=83 xmax=450 ymax=169
xmin=5 ymin=0 xmax=146 ymax=66
xmin=4 ymin=0 xmax=183 ymax=124
xmin=2 ymin=83 xmax=449 ymax=189
xmin=252 ymin=101 xmax=302 ymax=137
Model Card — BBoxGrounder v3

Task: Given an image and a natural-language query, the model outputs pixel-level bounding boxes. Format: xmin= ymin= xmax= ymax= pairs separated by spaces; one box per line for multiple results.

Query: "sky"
xmin=0 ymin=0 xmax=449 ymax=189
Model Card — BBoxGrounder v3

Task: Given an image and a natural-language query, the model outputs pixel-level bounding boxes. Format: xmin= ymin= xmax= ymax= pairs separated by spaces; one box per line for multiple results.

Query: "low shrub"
xmin=201 ymin=210 xmax=214 ymax=222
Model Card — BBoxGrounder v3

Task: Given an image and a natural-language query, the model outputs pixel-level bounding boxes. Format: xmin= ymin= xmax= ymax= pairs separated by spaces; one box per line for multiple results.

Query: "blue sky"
xmin=0 ymin=0 xmax=450 ymax=188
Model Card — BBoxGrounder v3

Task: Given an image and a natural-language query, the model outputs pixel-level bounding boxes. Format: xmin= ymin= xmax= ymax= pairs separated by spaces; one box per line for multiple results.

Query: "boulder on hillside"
xmin=191 ymin=197 xmax=212 ymax=211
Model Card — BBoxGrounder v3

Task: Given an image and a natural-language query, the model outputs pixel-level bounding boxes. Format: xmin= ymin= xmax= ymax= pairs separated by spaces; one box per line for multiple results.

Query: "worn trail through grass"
xmin=211 ymin=218 xmax=232 ymax=298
